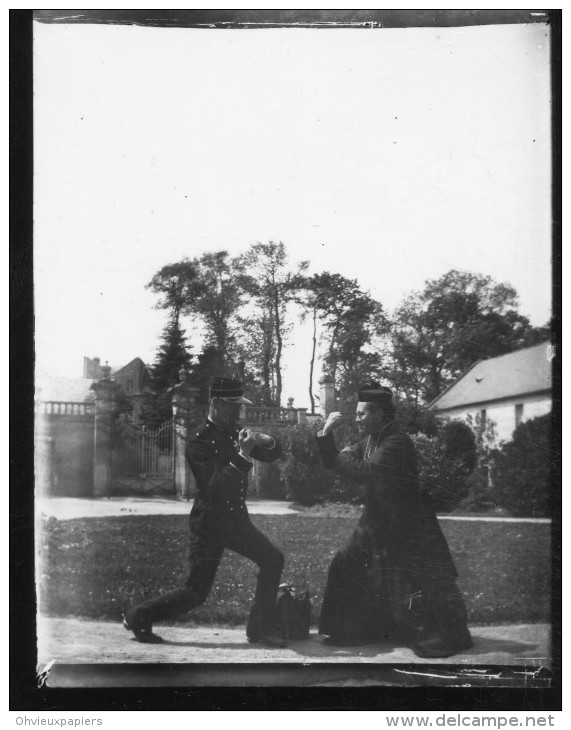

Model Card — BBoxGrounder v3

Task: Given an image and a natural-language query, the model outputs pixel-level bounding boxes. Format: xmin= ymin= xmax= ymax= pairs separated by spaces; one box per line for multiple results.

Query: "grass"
xmin=38 ymin=512 xmax=551 ymax=626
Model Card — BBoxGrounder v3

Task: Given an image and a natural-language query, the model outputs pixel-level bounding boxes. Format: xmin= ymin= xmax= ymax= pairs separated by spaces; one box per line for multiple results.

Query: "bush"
xmin=251 ymin=460 xmax=287 ymax=500
xmin=277 ymin=424 xmax=337 ymax=505
xmin=443 ymin=420 xmax=477 ymax=471
xmin=397 ymin=400 xmax=441 ymax=437
xmin=492 ymin=413 xmax=553 ymax=517
xmin=455 ymin=466 xmax=498 ymax=514
xmin=412 ymin=420 xmax=477 ymax=513
xmin=277 ymin=423 xmax=362 ymax=506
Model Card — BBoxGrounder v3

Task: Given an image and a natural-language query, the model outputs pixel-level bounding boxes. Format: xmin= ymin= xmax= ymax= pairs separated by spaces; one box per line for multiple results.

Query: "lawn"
xmin=37 ymin=513 xmax=551 ymax=626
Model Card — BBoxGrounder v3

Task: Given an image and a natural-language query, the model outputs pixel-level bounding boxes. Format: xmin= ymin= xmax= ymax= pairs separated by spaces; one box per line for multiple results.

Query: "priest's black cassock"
xmin=315 ymin=396 xmax=471 ymax=654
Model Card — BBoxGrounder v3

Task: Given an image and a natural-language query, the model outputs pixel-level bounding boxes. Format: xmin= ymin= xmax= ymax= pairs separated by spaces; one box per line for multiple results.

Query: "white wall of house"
xmin=436 ymin=392 xmax=551 ymax=444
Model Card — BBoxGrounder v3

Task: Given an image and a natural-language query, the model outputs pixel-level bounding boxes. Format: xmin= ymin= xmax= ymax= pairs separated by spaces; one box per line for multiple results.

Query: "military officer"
xmin=124 ymin=376 xmax=287 ymax=647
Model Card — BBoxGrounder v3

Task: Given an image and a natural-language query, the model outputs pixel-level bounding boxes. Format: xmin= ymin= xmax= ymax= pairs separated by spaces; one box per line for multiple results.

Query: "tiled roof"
xmin=112 ymin=357 xmax=146 ymax=377
xmin=429 ymin=342 xmax=552 ymax=411
xmin=36 ymin=377 xmax=96 ymax=402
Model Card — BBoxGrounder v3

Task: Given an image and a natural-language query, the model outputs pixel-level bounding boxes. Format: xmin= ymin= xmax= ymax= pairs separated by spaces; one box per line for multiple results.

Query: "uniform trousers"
xmin=135 ymin=515 xmax=284 ymax=639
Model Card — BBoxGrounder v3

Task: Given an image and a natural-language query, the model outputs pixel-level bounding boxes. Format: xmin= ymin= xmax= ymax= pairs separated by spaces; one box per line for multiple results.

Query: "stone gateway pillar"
xmin=171 ymin=368 xmax=200 ymax=501
xmin=90 ymin=365 xmax=120 ymax=498
xmin=319 ymin=376 xmax=336 ymax=417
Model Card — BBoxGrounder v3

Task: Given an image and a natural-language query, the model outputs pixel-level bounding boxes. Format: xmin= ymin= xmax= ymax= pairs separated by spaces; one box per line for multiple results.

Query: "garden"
xmin=273 ymin=412 xmax=553 ymax=518
xmin=37 ymin=411 xmax=554 ymax=629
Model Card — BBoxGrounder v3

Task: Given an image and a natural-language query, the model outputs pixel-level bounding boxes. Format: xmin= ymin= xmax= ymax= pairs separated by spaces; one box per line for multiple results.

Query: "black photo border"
xmin=10 ymin=8 xmax=562 ymax=712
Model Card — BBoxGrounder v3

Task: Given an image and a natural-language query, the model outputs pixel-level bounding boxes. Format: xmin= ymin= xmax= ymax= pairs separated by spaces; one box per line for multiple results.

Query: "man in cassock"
xmin=124 ymin=376 xmax=287 ymax=647
xmin=315 ymin=383 xmax=472 ymax=657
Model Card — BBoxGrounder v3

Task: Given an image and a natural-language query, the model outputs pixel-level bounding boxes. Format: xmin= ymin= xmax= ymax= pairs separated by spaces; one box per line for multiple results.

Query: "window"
xmin=515 ymin=403 xmax=524 ymax=428
xmin=126 ymin=380 xmax=133 ymax=394
xmin=480 ymin=409 xmax=486 ymax=429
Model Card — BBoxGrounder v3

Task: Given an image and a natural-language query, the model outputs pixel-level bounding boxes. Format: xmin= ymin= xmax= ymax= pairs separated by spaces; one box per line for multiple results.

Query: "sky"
xmin=34 ymin=21 xmax=552 ymax=408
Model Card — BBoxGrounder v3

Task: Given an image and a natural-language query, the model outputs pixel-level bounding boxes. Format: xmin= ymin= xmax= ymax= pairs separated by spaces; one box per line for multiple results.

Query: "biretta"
xmin=208 ymin=376 xmax=252 ymax=404
xmin=357 ymin=381 xmax=393 ymax=404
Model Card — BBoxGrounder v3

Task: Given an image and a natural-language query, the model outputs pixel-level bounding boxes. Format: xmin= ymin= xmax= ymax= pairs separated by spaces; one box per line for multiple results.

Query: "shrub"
xmin=455 ymin=466 xmax=498 ymax=514
xmin=397 ymin=399 xmax=441 ymax=437
xmin=412 ymin=420 xmax=477 ymax=513
xmin=251 ymin=460 xmax=287 ymax=500
xmin=443 ymin=420 xmax=477 ymax=472
xmin=492 ymin=413 xmax=553 ymax=517
xmin=279 ymin=424 xmax=360 ymax=506
xmin=277 ymin=424 xmax=337 ymax=505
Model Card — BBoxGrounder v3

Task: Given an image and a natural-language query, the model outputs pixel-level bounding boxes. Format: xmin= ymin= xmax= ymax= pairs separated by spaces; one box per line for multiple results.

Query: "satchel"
xmin=276 ymin=584 xmax=311 ymax=640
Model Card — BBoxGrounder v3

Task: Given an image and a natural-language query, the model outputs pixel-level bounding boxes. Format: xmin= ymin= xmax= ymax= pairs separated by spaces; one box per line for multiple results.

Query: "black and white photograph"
xmin=29 ymin=10 xmax=558 ymax=694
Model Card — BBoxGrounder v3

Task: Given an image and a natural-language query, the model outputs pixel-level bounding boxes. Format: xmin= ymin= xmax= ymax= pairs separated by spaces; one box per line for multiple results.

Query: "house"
xmin=36 ymin=375 xmax=96 ymax=404
xmin=38 ymin=356 xmax=154 ymax=422
xmin=112 ymin=357 xmax=152 ymax=397
xmin=428 ymin=342 xmax=552 ymax=444
xmin=83 ymin=356 xmax=104 ymax=379
xmin=112 ymin=357 xmax=154 ymax=422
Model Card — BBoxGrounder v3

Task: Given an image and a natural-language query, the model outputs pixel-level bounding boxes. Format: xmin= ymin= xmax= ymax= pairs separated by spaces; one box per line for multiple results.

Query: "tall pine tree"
xmin=140 ymin=318 xmax=194 ymax=427
xmin=152 ymin=318 xmax=193 ymax=391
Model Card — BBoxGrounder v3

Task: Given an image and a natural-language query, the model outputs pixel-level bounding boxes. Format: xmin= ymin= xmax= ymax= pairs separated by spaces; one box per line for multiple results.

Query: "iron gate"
xmin=110 ymin=418 xmax=175 ymax=495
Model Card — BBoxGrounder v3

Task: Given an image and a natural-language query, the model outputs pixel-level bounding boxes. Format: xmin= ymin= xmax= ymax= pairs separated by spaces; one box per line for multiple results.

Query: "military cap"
xmin=208 ymin=376 xmax=252 ymax=404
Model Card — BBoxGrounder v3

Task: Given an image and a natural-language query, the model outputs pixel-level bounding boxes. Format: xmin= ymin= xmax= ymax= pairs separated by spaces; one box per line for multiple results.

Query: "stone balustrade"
xmin=37 ymin=401 xmax=95 ymax=416
xmin=36 ymin=369 xmax=317 ymax=499
xmin=242 ymin=404 xmax=289 ymax=423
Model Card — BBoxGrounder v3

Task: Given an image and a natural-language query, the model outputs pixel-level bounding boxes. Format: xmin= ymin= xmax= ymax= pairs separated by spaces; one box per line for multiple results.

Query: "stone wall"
xmin=36 ymin=370 xmax=319 ymax=500
xmin=35 ymin=403 xmax=95 ymax=497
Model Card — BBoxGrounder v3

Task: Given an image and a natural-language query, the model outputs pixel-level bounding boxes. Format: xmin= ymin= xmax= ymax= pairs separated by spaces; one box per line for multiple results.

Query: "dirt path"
xmin=38 ymin=616 xmax=550 ymax=667
xmin=37 ymin=497 xmax=550 ymax=523
xmin=36 ymin=497 xmax=301 ymax=521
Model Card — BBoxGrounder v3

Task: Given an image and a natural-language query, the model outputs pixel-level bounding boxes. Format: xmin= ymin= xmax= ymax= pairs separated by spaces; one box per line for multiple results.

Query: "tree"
xmin=147 ymin=252 xmax=247 ymax=376
xmin=239 ymin=242 xmax=308 ymax=405
xmin=234 ymin=309 xmax=276 ymax=404
xmin=302 ymin=272 xmax=387 ymax=403
xmin=295 ymin=274 xmax=323 ymax=414
xmin=140 ymin=317 xmax=193 ymax=427
xmin=191 ymin=251 xmax=246 ymax=372
xmin=146 ymin=259 xmax=200 ymax=328
xmin=333 ymin=301 xmax=387 ymax=401
xmin=188 ymin=345 xmax=223 ymax=404
xmin=387 ymin=270 xmax=548 ymax=403
xmin=152 ymin=317 xmax=193 ymax=392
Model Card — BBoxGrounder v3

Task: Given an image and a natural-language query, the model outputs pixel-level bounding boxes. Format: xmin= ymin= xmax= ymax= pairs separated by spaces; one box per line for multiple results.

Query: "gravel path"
xmin=37 ymin=616 xmax=550 ymax=668
xmin=36 ymin=496 xmax=550 ymax=523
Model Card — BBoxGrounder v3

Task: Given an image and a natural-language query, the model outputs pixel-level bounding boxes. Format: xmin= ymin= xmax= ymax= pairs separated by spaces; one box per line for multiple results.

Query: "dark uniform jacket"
xmin=186 ymin=419 xmax=283 ymax=535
